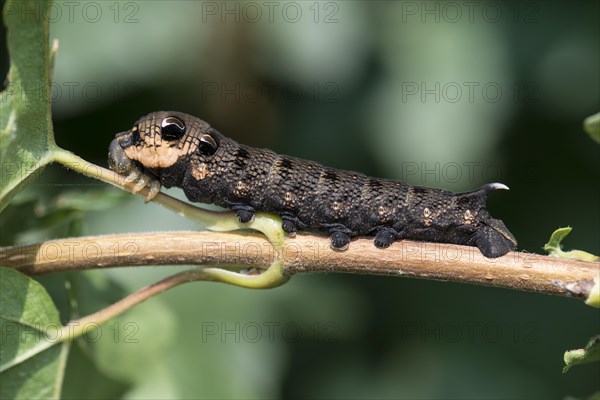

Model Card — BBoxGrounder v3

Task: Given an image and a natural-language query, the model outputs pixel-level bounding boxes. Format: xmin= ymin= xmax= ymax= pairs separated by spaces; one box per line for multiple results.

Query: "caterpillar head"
xmin=108 ymin=111 xmax=222 ymax=186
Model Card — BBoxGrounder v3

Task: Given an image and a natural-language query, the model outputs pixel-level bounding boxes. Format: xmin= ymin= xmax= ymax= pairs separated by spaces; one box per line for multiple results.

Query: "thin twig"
xmin=59 ymin=269 xmax=203 ymax=341
xmin=1 ymin=231 xmax=598 ymax=299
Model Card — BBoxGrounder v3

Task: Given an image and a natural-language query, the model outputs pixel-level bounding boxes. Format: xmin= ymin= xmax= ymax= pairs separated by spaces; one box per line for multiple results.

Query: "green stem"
xmin=51 ymin=148 xmax=285 ymax=250
xmin=57 ymin=261 xmax=286 ymax=341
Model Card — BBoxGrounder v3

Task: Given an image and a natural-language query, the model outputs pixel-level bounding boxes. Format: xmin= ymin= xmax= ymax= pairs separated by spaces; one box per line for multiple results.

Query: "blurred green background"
xmin=2 ymin=1 xmax=599 ymax=398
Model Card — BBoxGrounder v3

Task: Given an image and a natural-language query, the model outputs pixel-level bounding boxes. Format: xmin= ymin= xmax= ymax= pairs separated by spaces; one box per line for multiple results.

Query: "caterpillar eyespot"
xmin=199 ymin=133 xmax=218 ymax=156
xmin=161 ymin=116 xmax=186 ymax=141
xmin=108 ymin=111 xmax=517 ymax=258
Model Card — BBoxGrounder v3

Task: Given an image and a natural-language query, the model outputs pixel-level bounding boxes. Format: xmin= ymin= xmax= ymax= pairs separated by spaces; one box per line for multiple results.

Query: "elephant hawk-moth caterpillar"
xmin=108 ymin=111 xmax=517 ymax=258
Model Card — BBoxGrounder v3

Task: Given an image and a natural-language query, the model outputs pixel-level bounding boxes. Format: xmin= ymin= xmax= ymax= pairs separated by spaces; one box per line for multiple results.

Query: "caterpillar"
xmin=108 ymin=111 xmax=517 ymax=258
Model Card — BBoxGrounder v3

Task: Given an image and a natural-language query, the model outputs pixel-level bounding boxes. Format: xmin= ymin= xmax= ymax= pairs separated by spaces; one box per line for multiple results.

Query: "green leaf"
xmin=544 ymin=226 xmax=573 ymax=250
xmin=543 ymin=227 xmax=600 ymax=262
xmin=0 ymin=267 xmax=69 ymax=399
xmin=584 ymin=112 xmax=600 ymax=144
xmin=1 ymin=0 xmax=57 ymax=213
xmin=563 ymin=335 xmax=600 ymax=373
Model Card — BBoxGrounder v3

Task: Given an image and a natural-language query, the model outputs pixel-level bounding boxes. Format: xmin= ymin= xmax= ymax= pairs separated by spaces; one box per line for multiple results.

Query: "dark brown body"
xmin=109 ymin=111 xmax=517 ymax=258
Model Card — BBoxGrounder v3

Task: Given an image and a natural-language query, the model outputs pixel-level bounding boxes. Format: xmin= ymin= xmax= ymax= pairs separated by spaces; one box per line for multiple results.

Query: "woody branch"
xmin=1 ymin=230 xmax=598 ymax=299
